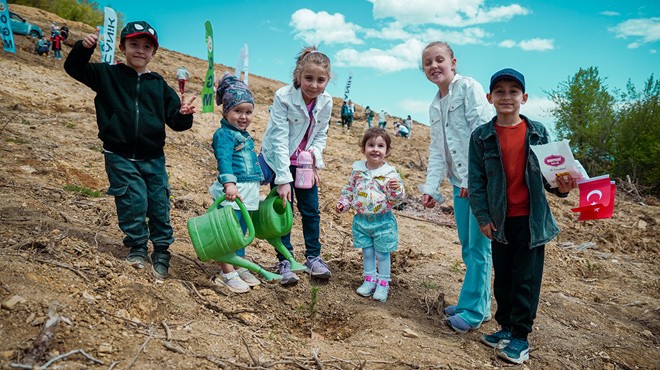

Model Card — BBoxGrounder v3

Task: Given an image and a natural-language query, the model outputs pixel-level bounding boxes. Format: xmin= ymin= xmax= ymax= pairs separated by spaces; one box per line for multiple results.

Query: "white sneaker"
xmin=237 ymin=268 xmax=261 ymax=287
xmin=213 ymin=271 xmax=250 ymax=293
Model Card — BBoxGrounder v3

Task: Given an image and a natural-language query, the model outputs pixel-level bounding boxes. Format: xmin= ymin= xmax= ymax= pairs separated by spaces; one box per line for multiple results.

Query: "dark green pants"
xmin=492 ymin=216 xmax=545 ymax=340
xmin=104 ymin=152 xmax=173 ymax=251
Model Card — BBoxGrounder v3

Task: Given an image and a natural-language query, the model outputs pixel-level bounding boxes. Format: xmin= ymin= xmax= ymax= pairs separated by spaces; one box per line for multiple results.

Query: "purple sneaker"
xmin=275 ymin=260 xmax=299 ymax=286
xmin=305 ymin=256 xmax=332 ymax=279
xmin=445 ymin=315 xmax=475 ymax=334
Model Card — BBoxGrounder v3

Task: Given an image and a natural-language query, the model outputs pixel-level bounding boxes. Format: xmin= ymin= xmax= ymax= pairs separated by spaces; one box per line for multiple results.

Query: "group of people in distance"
xmin=35 ymin=21 xmax=69 ymax=59
xmin=64 ymin=20 xmax=577 ymax=365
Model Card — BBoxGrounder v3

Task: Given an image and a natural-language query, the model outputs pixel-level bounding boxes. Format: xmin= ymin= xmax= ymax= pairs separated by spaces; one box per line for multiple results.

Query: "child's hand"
xmin=336 ymin=203 xmax=345 ymax=213
xmin=180 ymin=96 xmax=197 ymax=115
xmin=277 ymin=183 xmax=292 ymax=203
xmin=479 ymin=222 xmax=497 ymax=240
xmin=458 ymin=187 xmax=468 ymax=198
xmin=224 ymin=183 xmax=242 ymax=202
xmin=556 ymin=174 xmax=577 ymax=194
xmin=421 ymin=194 xmax=436 ymax=208
xmin=386 ymin=178 xmax=399 ymax=190
xmin=313 ymin=168 xmax=320 ymax=188
xmin=81 ymin=28 xmax=100 ymax=49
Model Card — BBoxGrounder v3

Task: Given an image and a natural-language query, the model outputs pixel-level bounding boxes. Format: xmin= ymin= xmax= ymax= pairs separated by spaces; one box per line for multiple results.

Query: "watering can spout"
xmin=250 ymin=189 xmax=306 ymax=272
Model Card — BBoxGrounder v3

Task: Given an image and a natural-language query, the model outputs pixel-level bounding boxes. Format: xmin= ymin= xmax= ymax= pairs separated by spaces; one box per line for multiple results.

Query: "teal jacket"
xmin=64 ymin=40 xmax=193 ymax=160
xmin=468 ymin=115 xmax=568 ymax=248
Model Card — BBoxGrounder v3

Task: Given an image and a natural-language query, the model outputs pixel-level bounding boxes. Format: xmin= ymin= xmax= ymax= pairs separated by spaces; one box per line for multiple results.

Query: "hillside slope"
xmin=1 ymin=5 xmax=658 ymax=369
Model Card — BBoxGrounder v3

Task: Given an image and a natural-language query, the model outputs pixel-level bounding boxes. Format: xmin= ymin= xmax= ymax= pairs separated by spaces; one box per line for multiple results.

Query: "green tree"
xmin=548 ymin=67 xmax=616 ymax=176
xmin=613 ymin=75 xmax=660 ymax=194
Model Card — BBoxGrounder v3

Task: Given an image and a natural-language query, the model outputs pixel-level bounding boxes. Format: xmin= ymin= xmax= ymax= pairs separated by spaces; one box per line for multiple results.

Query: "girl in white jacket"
xmin=420 ymin=41 xmax=494 ymax=333
xmin=260 ymin=46 xmax=333 ymax=285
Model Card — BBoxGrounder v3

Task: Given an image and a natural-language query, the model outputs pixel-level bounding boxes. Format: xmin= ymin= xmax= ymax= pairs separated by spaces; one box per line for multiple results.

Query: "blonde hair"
xmin=292 ymin=46 xmax=331 ymax=89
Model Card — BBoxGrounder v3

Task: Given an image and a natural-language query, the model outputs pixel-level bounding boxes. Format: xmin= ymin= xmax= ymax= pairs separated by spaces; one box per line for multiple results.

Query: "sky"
xmin=97 ymin=0 xmax=659 ymax=130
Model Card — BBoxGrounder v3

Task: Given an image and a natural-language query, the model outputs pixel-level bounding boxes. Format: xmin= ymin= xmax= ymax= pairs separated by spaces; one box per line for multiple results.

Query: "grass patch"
xmin=6 ymin=138 xmax=27 ymax=144
xmin=63 ymin=184 xmax=102 ymax=198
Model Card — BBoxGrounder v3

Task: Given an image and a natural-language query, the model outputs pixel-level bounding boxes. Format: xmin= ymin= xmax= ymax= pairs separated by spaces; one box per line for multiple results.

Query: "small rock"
xmin=82 ymin=291 xmax=96 ymax=301
xmin=32 ymin=316 xmax=47 ymax=326
xmin=98 ymin=343 xmax=113 ymax=353
xmin=2 ymin=295 xmax=27 ymax=310
xmin=25 ymin=312 xmax=36 ymax=324
xmin=402 ymin=328 xmax=419 ymax=338
xmin=638 ymin=220 xmax=648 ymax=230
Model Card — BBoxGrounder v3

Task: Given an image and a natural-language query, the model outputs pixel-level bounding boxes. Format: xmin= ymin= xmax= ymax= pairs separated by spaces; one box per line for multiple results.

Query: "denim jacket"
xmin=261 ymin=84 xmax=332 ymax=185
xmin=212 ymin=119 xmax=263 ymax=184
xmin=468 ymin=115 xmax=568 ymax=248
xmin=421 ymin=74 xmax=493 ymax=203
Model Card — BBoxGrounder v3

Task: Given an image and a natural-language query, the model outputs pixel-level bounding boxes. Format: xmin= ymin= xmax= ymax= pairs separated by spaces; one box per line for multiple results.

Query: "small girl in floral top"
xmin=336 ymin=128 xmax=405 ymax=302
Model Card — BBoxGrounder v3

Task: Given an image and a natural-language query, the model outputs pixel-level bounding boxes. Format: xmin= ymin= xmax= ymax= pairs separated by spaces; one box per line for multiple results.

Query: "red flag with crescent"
xmin=571 ymin=175 xmax=615 ymax=220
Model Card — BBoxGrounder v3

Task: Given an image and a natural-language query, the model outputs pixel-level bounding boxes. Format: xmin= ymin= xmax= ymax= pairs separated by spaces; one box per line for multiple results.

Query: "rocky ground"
xmin=0 ymin=5 xmax=658 ymax=369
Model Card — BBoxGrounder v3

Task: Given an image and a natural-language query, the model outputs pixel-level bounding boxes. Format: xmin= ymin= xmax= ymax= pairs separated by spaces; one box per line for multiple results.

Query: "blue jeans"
xmin=453 ymin=186 xmax=492 ymax=327
xmin=272 ymin=165 xmax=322 ymax=261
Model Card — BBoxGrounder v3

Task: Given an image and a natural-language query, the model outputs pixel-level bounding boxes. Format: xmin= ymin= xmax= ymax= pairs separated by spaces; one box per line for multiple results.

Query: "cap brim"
xmin=123 ymin=32 xmax=158 ymax=48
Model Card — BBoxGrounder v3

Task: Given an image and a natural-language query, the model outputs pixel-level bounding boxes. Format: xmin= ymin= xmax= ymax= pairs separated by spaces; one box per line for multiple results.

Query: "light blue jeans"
xmin=453 ymin=186 xmax=492 ymax=327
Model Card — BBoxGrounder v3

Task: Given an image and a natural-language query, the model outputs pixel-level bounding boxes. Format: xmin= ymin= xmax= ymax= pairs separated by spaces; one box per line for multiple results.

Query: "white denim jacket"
xmin=261 ymin=84 xmax=332 ymax=185
xmin=421 ymin=74 xmax=493 ymax=203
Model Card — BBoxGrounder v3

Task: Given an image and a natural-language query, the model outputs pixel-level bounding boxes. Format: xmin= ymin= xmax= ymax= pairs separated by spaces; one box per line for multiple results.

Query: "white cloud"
xmin=610 ymin=17 xmax=660 ymax=47
xmin=421 ymin=27 xmax=491 ymax=45
xmin=364 ymin=21 xmax=411 ymax=40
xmin=521 ymin=96 xmax=555 ymax=123
xmin=519 ymin=38 xmax=554 ymax=51
xmin=496 ymin=38 xmax=554 ymax=51
xmin=499 ymin=39 xmax=517 ymax=48
xmin=290 ymin=9 xmax=363 ymax=45
xmin=368 ymin=0 xmax=529 ymax=27
xmin=334 ymin=39 xmax=427 ymax=72
xmin=600 ymin=11 xmax=620 ymax=17
xmin=399 ymin=98 xmax=430 ymax=123
xmin=651 ymin=49 xmax=657 ymax=54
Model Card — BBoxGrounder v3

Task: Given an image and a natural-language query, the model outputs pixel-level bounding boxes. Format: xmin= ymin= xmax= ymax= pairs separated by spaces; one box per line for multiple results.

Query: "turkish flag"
xmin=571 ymin=175 xmax=616 ymax=221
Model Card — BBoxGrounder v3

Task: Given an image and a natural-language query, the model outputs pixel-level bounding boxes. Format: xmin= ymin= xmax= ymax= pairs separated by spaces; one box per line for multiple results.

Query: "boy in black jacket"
xmin=64 ymin=21 xmax=196 ymax=279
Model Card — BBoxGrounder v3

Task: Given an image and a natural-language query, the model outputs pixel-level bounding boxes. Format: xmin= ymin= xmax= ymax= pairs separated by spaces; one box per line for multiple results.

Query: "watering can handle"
xmin=266 ymin=187 xmax=293 ymax=220
xmin=206 ymin=194 xmax=255 ymax=243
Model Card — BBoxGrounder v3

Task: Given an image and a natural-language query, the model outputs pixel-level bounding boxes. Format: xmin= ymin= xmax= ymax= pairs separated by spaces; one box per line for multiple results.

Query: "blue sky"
xmin=98 ymin=0 xmax=659 ymax=129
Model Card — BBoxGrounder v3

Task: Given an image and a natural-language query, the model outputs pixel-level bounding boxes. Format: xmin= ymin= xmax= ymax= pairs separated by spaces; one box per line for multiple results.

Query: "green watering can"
xmin=249 ymin=188 xmax=306 ymax=272
xmin=188 ymin=194 xmax=282 ymax=281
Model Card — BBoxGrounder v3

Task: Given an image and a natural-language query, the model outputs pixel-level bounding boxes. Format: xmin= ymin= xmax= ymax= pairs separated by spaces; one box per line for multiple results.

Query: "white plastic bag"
xmin=530 ymin=140 xmax=589 ymax=188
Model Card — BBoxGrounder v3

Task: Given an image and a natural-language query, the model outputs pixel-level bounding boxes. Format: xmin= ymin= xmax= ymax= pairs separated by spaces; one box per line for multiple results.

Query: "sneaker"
xmin=444 ymin=305 xmax=492 ymax=322
xmin=498 ymin=338 xmax=529 ymax=364
xmin=305 ymin=256 xmax=332 ymax=279
xmin=275 ymin=260 xmax=300 ymax=286
xmin=126 ymin=246 xmax=148 ymax=269
xmin=213 ymin=271 xmax=250 ymax=293
xmin=237 ymin=268 xmax=261 ymax=287
xmin=372 ymin=280 xmax=389 ymax=302
xmin=356 ymin=275 xmax=378 ymax=297
xmin=481 ymin=329 xmax=512 ymax=349
xmin=445 ymin=315 xmax=475 ymax=334
xmin=150 ymin=251 xmax=170 ymax=279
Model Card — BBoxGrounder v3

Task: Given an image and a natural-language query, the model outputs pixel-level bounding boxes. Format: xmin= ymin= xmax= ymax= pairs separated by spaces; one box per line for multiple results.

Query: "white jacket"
xmin=421 ymin=74 xmax=493 ymax=203
xmin=261 ymin=84 xmax=332 ymax=185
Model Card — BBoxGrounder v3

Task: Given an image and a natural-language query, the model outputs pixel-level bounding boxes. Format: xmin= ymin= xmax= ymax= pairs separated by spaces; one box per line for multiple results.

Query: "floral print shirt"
xmin=337 ymin=161 xmax=405 ymax=215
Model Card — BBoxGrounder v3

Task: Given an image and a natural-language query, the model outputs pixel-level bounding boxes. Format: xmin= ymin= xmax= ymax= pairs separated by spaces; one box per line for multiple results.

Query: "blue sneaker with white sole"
xmin=481 ymin=328 xmax=512 ymax=349
xmin=498 ymin=338 xmax=529 ymax=364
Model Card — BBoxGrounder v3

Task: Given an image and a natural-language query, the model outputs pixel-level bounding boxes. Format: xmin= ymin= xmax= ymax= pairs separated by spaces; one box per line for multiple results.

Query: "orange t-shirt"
xmin=495 ymin=121 xmax=530 ymax=217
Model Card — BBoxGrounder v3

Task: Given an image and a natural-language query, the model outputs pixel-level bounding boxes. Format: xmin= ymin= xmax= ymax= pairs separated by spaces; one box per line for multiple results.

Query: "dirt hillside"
xmin=1 ymin=5 xmax=658 ymax=369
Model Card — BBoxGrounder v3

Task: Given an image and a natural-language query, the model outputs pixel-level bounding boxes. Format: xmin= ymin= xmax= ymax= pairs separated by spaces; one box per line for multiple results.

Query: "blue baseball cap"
xmin=490 ymin=68 xmax=525 ymax=93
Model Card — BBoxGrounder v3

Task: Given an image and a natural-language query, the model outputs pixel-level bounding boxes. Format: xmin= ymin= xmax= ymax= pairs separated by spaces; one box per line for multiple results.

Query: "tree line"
xmin=9 ymin=0 xmax=123 ymax=29
xmin=548 ymin=67 xmax=659 ymax=196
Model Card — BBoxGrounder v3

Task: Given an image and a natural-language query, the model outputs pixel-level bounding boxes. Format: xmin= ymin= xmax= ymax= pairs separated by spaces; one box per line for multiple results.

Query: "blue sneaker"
xmin=481 ymin=329 xmax=512 ymax=349
xmin=498 ymin=338 xmax=529 ymax=364
xmin=305 ymin=256 xmax=332 ymax=279
xmin=372 ymin=280 xmax=389 ymax=302
xmin=445 ymin=315 xmax=475 ymax=334
xmin=356 ymin=275 xmax=378 ymax=297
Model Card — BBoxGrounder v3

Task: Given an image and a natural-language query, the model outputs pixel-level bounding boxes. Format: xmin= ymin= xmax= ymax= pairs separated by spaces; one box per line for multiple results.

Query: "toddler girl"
xmin=260 ymin=46 xmax=333 ymax=285
xmin=336 ymin=128 xmax=405 ymax=302
xmin=209 ymin=73 xmax=263 ymax=293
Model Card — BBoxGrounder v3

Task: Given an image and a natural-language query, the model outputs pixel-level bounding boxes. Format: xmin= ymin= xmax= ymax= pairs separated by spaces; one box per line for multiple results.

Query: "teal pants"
xmin=453 ymin=186 xmax=492 ymax=327
xmin=104 ymin=152 xmax=174 ymax=251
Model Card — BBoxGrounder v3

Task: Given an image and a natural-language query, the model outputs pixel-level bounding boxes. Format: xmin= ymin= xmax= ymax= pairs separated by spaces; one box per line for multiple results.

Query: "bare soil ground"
xmin=1 ymin=5 xmax=658 ymax=369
